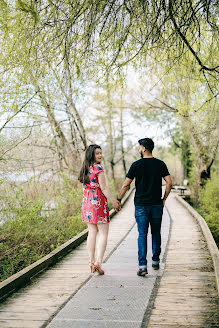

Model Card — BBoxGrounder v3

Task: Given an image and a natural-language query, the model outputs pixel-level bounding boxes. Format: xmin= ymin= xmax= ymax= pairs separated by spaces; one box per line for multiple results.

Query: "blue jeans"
xmin=135 ymin=204 xmax=163 ymax=268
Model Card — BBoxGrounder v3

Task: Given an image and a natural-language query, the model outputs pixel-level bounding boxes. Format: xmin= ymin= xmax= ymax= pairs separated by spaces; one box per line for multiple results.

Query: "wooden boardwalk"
xmin=147 ymin=192 xmax=219 ymax=328
xmin=0 ymin=196 xmax=135 ymax=328
xmin=0 ymin=191 xmax=218 ymax=328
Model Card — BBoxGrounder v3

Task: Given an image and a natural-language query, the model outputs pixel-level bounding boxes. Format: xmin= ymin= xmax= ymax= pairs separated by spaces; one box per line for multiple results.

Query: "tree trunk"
xmin=183 ymin=114 xmax=219 ymax=202
xmin=120 ymin=96 xmax=127 ymax=177
xmin=35 ymin=85 xmax=75 ymax=171
xmin=106 ymin=76 xmax=116 ymax=190
xmin=65 ymin=59 xmax=87 ymax=150
xmin=50 ymin=62 xmax=87 ymax=151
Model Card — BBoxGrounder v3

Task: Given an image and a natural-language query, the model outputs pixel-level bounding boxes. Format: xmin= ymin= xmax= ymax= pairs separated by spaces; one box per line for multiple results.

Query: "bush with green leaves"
xmin=199 ymin=173 xmax=219 ymax=247
xmin=0 ymin=181 xmax=86 ymax=282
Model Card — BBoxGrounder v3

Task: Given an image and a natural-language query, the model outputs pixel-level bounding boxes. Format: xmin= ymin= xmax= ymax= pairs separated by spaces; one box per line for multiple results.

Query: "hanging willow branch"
xmin=3 ymin=0 xmax=218 ymax=76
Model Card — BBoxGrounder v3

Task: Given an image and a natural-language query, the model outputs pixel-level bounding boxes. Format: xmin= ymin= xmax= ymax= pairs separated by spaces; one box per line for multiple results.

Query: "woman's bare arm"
xmin=98 ymin=171 xmax=119 ymax=209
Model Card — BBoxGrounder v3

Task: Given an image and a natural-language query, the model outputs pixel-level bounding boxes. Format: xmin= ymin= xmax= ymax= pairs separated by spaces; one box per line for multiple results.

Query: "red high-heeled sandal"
xmin=89 ymin=262 xmax=95 ymax=273
xmin=94 ymin=263 xmax=104 ymax=275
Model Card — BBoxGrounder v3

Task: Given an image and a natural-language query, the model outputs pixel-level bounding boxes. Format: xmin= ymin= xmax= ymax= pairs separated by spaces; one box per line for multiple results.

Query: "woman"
xmin=78 ymin=144 xmax=120 ymax=275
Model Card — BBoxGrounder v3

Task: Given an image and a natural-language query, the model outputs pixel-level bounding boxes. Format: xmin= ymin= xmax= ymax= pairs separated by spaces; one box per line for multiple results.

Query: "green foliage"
xmin=56 ymin=172 xmax=83 ymax=218
xmin=107 ymin=179 xmax=118 ymax=210
xmin=199 ymin=173 xmax=219 ymax=247
xmin=0 ymin=180 xmax=86 ymax=282
xmin=2 ymin=0 xmax=218 ymax=76
xmin=16 ymin=0 xmax=39 ymax=23
xmin=154 ymin=146 xmax=183 ymax=185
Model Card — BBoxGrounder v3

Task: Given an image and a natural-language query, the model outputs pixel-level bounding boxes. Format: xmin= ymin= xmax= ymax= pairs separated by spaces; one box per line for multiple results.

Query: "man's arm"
xmin=117 ymin=177 xmax=133 ymax=201
xmin=162 ymin=175 xmax=172 ymax=206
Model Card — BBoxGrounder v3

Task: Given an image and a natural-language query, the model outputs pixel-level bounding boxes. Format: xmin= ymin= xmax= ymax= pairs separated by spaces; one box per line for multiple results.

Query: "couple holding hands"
xmin=78 ymin=138 xmax=172 ymax=276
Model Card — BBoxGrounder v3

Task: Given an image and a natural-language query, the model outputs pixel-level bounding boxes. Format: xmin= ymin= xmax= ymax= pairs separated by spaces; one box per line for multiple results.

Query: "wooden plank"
xmin=15 ymin=286 xmax=76 ymax=292
xmin=159 ymin=271 xmax=215 ymax=276
xmin=32 ymin=276 xmax=90 ymax=282
xmin=1 ymin=298 xmax=71 ymax=308
xmin=0 ymin=312 xmax=51 ymax=320
xmin=150 ymin=309 xmax=219 ymax=316
xmin=157 ymin=291 xmax=217 ymax=296
xmin=0 ymin=305 xmax=57 ymax=312
xmin=148 ymin=325 xmax=219 ymax=328
xmin=149 ymin=317 xmax=218 ymax=325
xmin=158 ymin=281 xmax=216 ymax=286
xmin=152 ymin=305 xmax=219 ymax=310
xmin=153 ymin=296 xmax=218 ymax=302
xmin=0 ymin=320 xmax=44 ymax=328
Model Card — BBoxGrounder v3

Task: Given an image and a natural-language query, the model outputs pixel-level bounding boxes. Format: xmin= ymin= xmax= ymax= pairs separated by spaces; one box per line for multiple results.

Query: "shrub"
xmin=56 ymin=173 xmax=83 ymax=218
xmin=0 ymin=183 xmax=86 ymax=282
xmin=199 ymin=173 xmax=219 ymax=247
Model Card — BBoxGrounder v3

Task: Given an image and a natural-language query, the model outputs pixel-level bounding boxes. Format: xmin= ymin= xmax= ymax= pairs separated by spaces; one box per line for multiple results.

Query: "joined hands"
xmin=113 ymin=200 xmax=122 ymax=212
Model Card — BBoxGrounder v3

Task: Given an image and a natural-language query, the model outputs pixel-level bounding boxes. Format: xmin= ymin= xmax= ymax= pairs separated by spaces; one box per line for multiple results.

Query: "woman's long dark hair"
xmin=78 ymin=144 xmax=101 ymax=184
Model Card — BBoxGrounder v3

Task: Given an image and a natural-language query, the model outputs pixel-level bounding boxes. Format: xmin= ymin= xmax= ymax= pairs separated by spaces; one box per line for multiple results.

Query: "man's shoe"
xmin=152 ymin=263 xmax=159 ymax=270
xmin=137 ymin=268 xmax=148 ymax=276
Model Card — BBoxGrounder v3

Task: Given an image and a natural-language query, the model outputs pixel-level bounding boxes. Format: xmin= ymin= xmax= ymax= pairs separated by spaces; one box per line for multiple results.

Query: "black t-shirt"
xmin=126 ymin=157 xmax=170 ymax=206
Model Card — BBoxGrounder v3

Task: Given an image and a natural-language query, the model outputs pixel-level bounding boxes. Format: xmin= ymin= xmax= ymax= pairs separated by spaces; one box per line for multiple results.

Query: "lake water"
xmin=0 ymin=171 xmax=58 ymax=225
xmin=0 ymin=171 xmax=53 ymax=182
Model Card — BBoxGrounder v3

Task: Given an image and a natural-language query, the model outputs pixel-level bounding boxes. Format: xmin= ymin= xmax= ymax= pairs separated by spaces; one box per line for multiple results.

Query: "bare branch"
xmin=0 ymin=91 xmax=38 ymax=133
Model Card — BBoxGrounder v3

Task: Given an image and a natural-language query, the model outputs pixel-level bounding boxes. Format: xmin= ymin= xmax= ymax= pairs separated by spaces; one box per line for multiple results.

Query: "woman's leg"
xmin=87 ymin=223 xmax=98 ymax=263
xmin=96 ymin=223 xmax=109 ymax=265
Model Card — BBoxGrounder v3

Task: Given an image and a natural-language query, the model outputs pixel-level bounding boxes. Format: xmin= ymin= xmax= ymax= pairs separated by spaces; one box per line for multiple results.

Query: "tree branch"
xmin=168 ymin=0 xmax=219 ymax=73
xmin=0 ymin=91 xmax=38 ymax=133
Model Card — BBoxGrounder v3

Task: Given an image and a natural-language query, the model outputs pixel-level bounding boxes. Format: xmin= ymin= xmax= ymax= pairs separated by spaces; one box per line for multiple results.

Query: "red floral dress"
xmin=82 ymin=164 xmax=110 ymax=224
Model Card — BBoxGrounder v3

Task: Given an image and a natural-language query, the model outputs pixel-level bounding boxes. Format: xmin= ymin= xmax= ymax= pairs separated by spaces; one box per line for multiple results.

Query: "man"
xmin=117 ymin=138 xmax=172 ymax=276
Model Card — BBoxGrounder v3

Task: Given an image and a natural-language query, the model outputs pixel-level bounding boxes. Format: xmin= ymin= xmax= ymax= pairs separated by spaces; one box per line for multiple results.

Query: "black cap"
xmin=138 ymin=138 xmax=154 ymax=153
